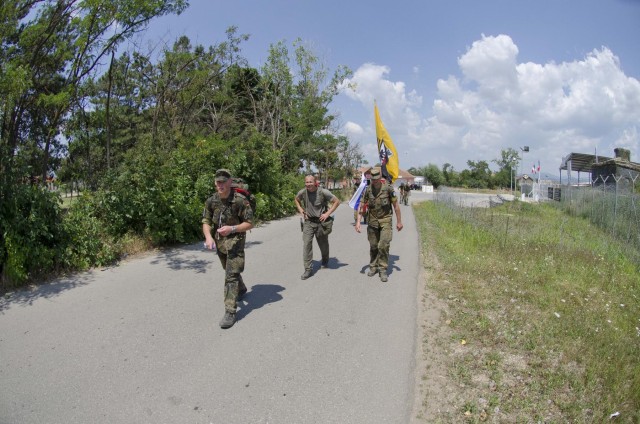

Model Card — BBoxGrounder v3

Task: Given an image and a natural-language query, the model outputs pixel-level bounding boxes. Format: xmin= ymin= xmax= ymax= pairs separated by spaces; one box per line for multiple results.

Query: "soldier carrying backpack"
xmin=202 ymin=169 xmax=254 ymax=329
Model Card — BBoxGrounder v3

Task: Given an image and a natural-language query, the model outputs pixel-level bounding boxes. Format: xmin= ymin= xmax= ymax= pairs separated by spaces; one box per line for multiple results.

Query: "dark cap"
xmin=215 ymin=169 xmax=232 ymax=182
xmin=370 ymin=167 xmax=381 ymax=179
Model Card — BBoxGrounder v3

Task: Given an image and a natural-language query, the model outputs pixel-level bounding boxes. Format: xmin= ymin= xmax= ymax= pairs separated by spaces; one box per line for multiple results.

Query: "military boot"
xmin=301 ymin=269 xmax=313 ymax=280
xmin=379 ymin=272 xmax=388 ymax=282
xmin=367 ymin=268 xmax=378 ymax=277
xmin=219 ymin=311 xmax=236 ymax=329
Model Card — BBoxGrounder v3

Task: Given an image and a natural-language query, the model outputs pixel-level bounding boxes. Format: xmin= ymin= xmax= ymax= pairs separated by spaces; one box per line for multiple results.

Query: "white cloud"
xmin=459 ymin=34 xmax=519 ymax=98
xmin=339 ymin=34 xmax=640 ymax=174
xmin=339 ymin=63 xmax=424 ymax=162
xmin=344 ymin=121 xmax=364 ymax=136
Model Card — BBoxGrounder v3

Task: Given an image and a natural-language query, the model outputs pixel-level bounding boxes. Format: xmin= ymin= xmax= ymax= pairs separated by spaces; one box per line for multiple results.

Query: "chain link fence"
xmin=550 ymin=174 xmax=640 ymax=250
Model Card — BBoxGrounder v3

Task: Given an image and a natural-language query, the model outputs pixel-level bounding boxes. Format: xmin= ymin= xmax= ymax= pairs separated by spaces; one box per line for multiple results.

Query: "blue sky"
xmin=136 ymin=0 xmax=640 ymax=177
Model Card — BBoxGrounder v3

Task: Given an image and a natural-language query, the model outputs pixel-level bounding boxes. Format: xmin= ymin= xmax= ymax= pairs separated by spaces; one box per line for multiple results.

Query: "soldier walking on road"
xmin=399 ymin=181 xmax=411 ymax=205
xmin=295 ymin=175 xmax=341 ymax=280
xmin=202 ymin=169 xmax=254 ymax=329
xmin=355 ymin=167 xmax=403 ymax=282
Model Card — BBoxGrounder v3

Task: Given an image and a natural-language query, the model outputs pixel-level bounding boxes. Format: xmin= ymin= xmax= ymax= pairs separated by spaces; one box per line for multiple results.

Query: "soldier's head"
xmin=304 ymin=174 xmax=318 ymax=192
xmin=363 ymin=167 xmax=372 ymax=180
xmin=215 ymin=169 xmax=233 ymax=198
xmin=370 ymin=167 xmax=382 ymax=187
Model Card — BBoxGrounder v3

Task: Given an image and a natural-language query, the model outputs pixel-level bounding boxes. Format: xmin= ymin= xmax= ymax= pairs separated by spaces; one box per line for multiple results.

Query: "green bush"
xmin=1 ymin=133 xmax=312 ymax=289
xmin=62 ymin=198 xmax=121 ymax=269
xmin=1 ymin=185 xmax=65 ymax=286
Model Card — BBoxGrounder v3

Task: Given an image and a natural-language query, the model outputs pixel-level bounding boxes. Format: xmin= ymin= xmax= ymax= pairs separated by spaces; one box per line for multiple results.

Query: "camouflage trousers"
xmin=367 ymin=218 xmax=393 ymax=273
xmin=215 ymin=236 xmax=247 ymax=313
xmin=302 ymin=220 xmax=329 ymax=271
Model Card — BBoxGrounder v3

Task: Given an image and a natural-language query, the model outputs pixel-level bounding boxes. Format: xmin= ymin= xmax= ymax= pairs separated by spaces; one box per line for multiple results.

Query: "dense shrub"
xmin=0 ymin=185 xmax=65 ymax=286
xmin=61 ymin=198 xmax=122 ymax=269
xmin=1 ymin=134 xmax=306 ymax=289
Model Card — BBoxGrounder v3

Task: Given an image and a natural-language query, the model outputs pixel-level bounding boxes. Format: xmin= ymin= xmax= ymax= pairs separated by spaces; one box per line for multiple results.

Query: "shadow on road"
xmin=313 ymin=257 xmax=348 ymax=271
xmin=236 ymin=284 xmax=285 ymax=321
xmin=357 ymin=254 xmax=401 ymax=275
xmin=150 ymin=249 xmax=210 ymax=273
xmin=153 ymin=241 xmax=265 ymax=273
xmin=0 ymin=274 xmax=95 ymax=313
xmin=387 ymin=254 xmax=401 ymax=275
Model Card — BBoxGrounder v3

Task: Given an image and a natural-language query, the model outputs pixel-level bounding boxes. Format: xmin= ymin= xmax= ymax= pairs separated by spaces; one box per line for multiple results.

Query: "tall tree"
xmin=0 ymin=0 xmax=188 ymax=284
xmin=492 ymin=147 xmax=520 ymax=189
xmin=1 ymin=0 xmax=188 ymax=183
xmin=335 ymin=136 xmax=363 ymax=186
xmin=463 ymin=160 xmax=492 ymax=188
xmin=252 ymin=38 xmax=351 ymax=172
xmin=422 ymin=164 xmax=444 ymax=188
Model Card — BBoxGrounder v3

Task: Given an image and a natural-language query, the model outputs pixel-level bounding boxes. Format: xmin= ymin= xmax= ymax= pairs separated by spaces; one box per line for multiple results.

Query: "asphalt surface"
xmin=0 ymin=191 xmax=446 ymax=424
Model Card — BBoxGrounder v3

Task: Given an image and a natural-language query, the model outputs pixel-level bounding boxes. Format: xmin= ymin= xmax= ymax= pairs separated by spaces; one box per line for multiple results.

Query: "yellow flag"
xmin=374 ymin=103 xmax=399 ymax=182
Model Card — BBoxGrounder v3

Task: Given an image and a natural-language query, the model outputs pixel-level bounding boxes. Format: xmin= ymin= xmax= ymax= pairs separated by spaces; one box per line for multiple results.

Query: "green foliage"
xmin=0 ymin=185 xmax=65 ymax=286
xmin=70 ymin=132 xmax=300 ymax=250
xmin=441 ymin=163 xmax=461 ymax=186
xmin=84 ymin=143 xmax=200 ymax=244
xmin=2 ymin=12 xmax=357 ymax=289
xmin=462 ymin=159 xmax=493 ymax=188
xmin=408 ymin=164 xmax=444 ymax=188
xmin=61 ymin=198 xmax=121 ymax=269
xmin=1 ymin=0 xmax=191 ymax=288
xmin=412 ymin=148 xmax=521 ymax=190
xmin=492 ymin=148 xmax=520 ymax=189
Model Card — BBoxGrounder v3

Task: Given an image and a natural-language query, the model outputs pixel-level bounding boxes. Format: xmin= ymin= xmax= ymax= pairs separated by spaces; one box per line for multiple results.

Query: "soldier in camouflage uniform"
xmin=202 ymin=169 xmax=254 ymax=329
xmin=294 ymin=175 xmax=341 ymax=280
xmin=355 ymin=167 xmax=403 ymax=282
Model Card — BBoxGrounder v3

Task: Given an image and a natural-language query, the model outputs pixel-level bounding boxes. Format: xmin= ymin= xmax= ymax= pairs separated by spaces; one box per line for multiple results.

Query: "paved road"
xmin=0 ymin=193 xmax=429 ymax=424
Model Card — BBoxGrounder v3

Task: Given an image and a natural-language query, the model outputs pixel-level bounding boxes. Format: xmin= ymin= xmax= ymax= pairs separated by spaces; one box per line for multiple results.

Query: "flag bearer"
xmin=355 ymin=167 xmax=403 ymax=282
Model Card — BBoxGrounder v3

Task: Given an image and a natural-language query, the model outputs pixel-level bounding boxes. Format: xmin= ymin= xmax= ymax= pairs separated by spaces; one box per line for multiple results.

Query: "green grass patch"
xmin=416 ymin=200 xmax=640 ymax=422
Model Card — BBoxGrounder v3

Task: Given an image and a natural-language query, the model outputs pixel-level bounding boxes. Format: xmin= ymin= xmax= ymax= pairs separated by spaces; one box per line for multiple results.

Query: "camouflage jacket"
xmin=202 ymin=191 xmax=254 ymax=238
xmin=363 ymin=182 xmax=396 ymax=224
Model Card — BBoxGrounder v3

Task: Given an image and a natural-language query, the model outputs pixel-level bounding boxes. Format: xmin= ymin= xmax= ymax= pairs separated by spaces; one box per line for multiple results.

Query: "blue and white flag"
xmin=348 ymin=177 xmax=368 ymax=211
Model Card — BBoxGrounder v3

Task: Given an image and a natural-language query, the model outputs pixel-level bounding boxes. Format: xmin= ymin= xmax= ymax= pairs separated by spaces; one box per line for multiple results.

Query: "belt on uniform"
xmin=307 ymin=217 xmax=321 ymax=223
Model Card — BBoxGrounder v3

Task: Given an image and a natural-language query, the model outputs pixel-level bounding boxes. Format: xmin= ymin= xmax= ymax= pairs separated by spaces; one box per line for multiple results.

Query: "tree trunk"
xmin=106 ymin=50 xmax=115 ymax=170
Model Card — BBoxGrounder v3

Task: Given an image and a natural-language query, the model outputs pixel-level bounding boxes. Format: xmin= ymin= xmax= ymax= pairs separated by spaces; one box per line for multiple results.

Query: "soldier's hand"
xmin=217 ymin=226 xmax=233 ymax=237
xmin=396 ymin=222 xmax=404 ymax=232
xmin=204 ymin=238 xmax=216 ymax=250
xmin=355 ymin=222 xmax=361 ymax=233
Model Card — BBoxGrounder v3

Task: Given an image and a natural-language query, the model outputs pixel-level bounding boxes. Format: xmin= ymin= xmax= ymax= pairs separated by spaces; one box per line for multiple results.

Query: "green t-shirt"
xmin=296 ymin=188 xmax=336 ymax=219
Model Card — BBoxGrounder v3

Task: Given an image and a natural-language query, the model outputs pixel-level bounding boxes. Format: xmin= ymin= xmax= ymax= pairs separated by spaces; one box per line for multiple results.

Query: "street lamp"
xmin=510 ymin=165 xmax=515 ymax=196
xmin=519 ymin=146 xmax=529 ymax=194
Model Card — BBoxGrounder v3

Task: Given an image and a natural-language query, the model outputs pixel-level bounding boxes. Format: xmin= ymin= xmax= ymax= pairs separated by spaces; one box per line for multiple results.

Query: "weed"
xmin=415 ymin=200 xmax=640 ymax=422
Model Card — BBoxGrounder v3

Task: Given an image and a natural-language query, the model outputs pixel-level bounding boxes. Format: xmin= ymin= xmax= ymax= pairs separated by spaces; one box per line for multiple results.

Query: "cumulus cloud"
xmin=340 ymin=34 xmax=640 ymax=174
xmin=344 ymin=121 xmax=364 ymax=136
xmin=339 ymin=63 xmax=424 ymax=161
